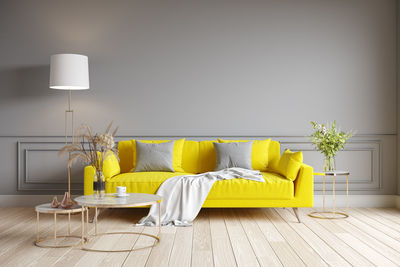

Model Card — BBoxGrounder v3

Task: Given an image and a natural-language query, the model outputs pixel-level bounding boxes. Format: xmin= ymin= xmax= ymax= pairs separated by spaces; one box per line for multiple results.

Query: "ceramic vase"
xmin=60 ymin=192 xmax=75 ymax=209
xmin=51 ymin=196 xmax=60 ymax=208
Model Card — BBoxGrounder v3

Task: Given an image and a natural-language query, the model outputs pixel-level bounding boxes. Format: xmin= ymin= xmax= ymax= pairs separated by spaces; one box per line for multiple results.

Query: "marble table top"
xmin=35 ymin=203 xmax=84 ymax=214
xmin=74 ymin=193 xmax=161 ymax=208
xmin=314 ymin=170 xmax=350 ymax=176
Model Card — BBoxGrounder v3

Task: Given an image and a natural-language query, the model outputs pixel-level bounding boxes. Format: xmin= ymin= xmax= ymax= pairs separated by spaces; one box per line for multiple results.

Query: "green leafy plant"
xmin=310 ymin=121 xmax=353 ymax=170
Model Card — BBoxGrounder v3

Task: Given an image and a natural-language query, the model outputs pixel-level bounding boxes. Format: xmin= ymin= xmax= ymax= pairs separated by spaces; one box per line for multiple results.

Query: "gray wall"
xmin=397 ymin=0 xmax=400 ymax=199
xmin=0 ymin=0 xmax=397 ymax=195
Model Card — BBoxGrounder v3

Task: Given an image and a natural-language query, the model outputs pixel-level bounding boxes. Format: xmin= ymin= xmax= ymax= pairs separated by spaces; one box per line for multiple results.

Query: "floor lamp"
xmin=50 ymin=54 xmax=90 ymax=202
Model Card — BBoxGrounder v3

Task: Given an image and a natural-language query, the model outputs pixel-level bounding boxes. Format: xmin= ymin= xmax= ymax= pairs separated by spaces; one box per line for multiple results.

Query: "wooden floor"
xmin=1 ymin=207 xmax=400 ymax=266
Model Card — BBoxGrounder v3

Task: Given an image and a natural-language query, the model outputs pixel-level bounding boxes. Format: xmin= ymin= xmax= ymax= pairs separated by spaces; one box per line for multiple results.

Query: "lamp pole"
xmin=49 ymin=54 xmax=90 ymax=201
xmin=65 ymin=89 xmax=74 ymax=198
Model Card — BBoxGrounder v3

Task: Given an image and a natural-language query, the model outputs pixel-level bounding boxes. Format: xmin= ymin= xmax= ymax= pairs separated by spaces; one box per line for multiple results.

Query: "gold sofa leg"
xmin=293 ymin=208 xmax=301 ymax=223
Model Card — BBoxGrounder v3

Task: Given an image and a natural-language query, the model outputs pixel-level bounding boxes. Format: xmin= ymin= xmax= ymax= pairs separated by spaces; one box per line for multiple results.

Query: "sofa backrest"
xmin=117 ymin=139 xmax=281 ymax=173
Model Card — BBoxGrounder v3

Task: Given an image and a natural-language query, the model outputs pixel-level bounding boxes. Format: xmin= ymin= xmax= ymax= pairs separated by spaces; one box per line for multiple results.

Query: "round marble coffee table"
xmin=35 ymin=203 xmax=87 ymax=248
xmin=75 ymin=193 xmax=162 ymax=252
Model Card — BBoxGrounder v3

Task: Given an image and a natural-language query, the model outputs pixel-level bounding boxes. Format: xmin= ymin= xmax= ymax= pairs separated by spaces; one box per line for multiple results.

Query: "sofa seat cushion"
xmin=106 ymin=172 xmax=193 ymax=194
xmin=106 ymin=171 xmax=294 ymax=200
xmin=208 ymin=172 xmax=293 ymax=200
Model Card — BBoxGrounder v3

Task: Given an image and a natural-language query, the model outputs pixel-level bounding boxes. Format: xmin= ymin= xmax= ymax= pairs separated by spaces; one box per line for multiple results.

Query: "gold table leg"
xmin=35 ymin=209 xmax=88 ymax=248
xmin=333 ymin=174 xmax=335 ymax=213
xmin=36 ymin=211 xmax=39 ymax=243
xmin=158 ymin=201 xmax=161 ymax=236
xmin=95 ymin=207 xmax=98 ymax=235
xmin=81 ymin=209 xmax=84 ymax=245
xmin=68 ymin=213 xmax=71 ymax=235
xmin=309 ymin=173 xmax=348 ymax=219
xmin=86 ymin=207 xmax=89 ymax=239
xmin=54 ymin=213 xmax=57 ymax=246
xmin=346 ymin=175 xmax=349 ymax=214
xmin=323 ymin=174 xmax=325 ymax=212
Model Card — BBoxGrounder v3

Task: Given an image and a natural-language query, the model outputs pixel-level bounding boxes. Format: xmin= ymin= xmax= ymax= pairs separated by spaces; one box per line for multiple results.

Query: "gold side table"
xmin=308 ymin=170 xmax=350 ymax=219
xmin=35 ymin=203 xmax=88 ymax=248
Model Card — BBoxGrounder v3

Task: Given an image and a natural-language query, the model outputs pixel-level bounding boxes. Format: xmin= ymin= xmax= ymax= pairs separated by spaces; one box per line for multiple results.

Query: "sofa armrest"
xmin=83 ymin=153 xmax=121 ymax=195
xmin=293 ymin=163 xmax=314 ymax=206
xmin=84 ymin=165 xmax=95 ymax=195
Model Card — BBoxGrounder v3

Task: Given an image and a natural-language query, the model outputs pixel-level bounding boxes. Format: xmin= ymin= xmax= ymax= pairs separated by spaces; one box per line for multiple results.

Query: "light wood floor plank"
xmin=366 ymin=208 xmax=400 ymax=226
xmin=285 ymin=208 xmax=374 ymax=266
xmin=337 ymin=232 xmax=397 ymax=266
xmin=51 ymin=209 xmax=116 ymax=267
xmin=209 ymin=208 xmax=237 ymax=267
xmin=145 ymin=226 xmax=176 ymax=267
xmin=168 ymin=225 xmax=193 ymax=267
xmin=191 ymin=209 xmax=214 ymax=267
xmin=343 ymin=210 xmax=400 ymax=252
xmin=2 ymin=209 xmax=64 ymax=266
xmin=97 ymin=209 xmax=144 ymax=267
xmin=349 ymin=209 xmax=400 ymax=240
xmin=29 ymin=215 xmax=88 ymax=267
xmin=0 ymin=208 xmax=27 ymax=229
xmin=75 ymin=210 xmax=126 ymax=266
xmin=248 ymin=209 xmax=305 ymax=267
xmin=309 ymin=208 xmax=400 ymax=265
xmin=358 ymin=208 xmax=400 ymax=231
xmin=238 ymin=209 xmax=282 ymax=266
xmin=122 ymin=226 xmax=158 ymax=267
xmin=0 ymin=209 xmax=51 ymax=259
xmin=1 ymin=207 xmax=400 ymax=266
xmin=0 ymin=211 xmax=37 ymax=255
xmin=264 ymin=209 xmax=329 ymax=267
xmin=223 ymin=209 xmax=260 ymax=267
xmin=270 ymin=208 xmax=351 ymax=266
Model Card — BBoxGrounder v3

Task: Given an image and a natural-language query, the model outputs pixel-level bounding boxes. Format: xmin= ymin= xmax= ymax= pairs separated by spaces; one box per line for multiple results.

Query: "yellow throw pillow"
xmin=218 ymin=139 xmax=271 ymax=171
xmin=130 ymin=138 xmax=185 ymax=172
xmin=277 ymin=149 xmax=303 ymax=181
xmin=198 ymin=140 xmax=217 ymax=173
xmin=102 ymin=152 xmax=121 ymax=179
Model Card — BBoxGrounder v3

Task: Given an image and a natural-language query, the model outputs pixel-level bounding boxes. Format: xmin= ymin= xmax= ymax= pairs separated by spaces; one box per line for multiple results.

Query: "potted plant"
xmin=310 ymin=121 xmax=353 ymax=171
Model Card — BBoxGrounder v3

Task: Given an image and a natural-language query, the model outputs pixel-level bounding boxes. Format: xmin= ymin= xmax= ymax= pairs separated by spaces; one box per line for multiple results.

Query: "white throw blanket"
xmin=137 ymin=167 xmax=265 ymax=226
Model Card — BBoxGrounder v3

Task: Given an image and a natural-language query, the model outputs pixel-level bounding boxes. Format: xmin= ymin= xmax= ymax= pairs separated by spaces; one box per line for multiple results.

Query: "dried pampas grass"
xmin=59 ymin=121 xmax=119 ymax=172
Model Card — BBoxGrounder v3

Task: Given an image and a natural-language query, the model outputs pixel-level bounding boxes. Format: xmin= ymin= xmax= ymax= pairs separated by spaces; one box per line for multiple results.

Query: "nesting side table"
xmin=308 ymin=170 xmax=350 ymax=219
xmin=35 ymin=203 xmax=88 ymax=248
xmin=75 ymin=193 xmax=162 ymax=253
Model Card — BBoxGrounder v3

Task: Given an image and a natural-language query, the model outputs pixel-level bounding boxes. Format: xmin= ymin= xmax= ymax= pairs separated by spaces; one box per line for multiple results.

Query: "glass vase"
xmin=324 ymin=156 xmax=336 ymax=172
xmin=94 ymin=170 xmax=105 ymax=198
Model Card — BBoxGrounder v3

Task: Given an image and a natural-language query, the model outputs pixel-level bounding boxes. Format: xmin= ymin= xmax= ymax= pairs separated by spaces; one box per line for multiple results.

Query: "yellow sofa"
xmin=83 ymin=139 xmax=313 ymax=221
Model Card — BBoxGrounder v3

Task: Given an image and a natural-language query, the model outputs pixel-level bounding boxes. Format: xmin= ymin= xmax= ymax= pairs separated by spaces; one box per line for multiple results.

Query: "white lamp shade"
xmin=49 ymin=54 xmax=90 ymax=90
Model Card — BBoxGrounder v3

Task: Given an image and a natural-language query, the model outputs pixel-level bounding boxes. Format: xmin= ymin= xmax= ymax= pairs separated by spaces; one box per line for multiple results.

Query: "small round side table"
xmin=35 ymin=203 xmax=88 ymax=248
xmin=308 ymin=170 xmax=350 ymax=219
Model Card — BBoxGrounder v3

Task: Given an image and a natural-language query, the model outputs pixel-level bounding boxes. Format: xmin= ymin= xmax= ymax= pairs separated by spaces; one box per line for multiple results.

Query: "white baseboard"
xmin=0 ymin=195 xmax=80 ymax=207
xmin=396 ymin=195 xmax=400 ymax=209
xmin=0 ymin=194 xmax=399 ymax=208
xmin=313 ymin=194 xmax=398 ymax=208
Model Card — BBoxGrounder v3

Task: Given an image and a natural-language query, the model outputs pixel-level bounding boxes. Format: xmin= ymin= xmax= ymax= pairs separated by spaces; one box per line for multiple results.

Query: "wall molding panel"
xmin=1 ymin=134 xmax=394 ymax=195
xmin=17 ymin=140 xmax=83 ymax=192
xmin=280 ymin=139 xmax=382 ymax=192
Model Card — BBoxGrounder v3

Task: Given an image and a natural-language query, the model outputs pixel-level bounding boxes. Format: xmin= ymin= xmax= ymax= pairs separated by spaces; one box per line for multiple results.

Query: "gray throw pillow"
xmin=214 ymin=141 xmax=253 ymax=171
xmin=134 ymin=141 xmax=175 ymax=172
